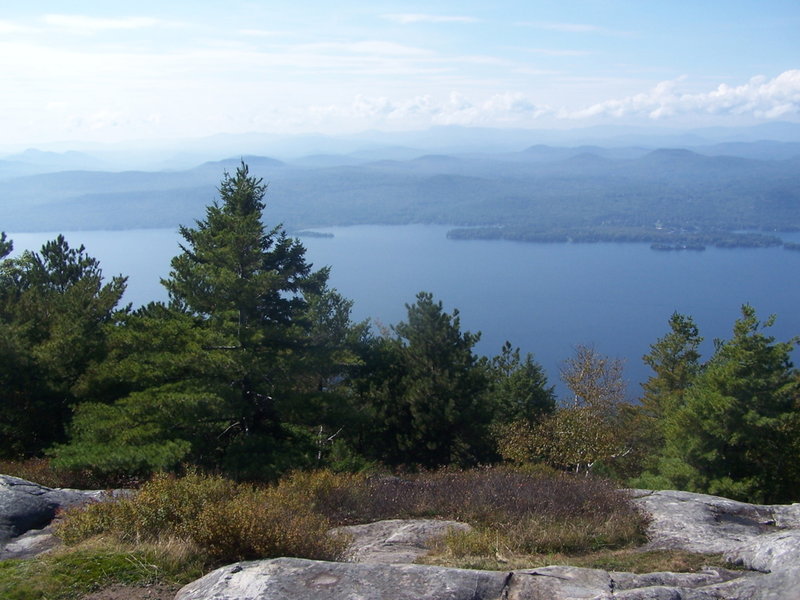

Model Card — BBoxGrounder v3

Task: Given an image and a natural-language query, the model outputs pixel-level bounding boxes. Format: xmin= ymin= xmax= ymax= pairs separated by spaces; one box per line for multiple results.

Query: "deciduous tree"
xmin=498 ymin=346 xmax=626 ymax=474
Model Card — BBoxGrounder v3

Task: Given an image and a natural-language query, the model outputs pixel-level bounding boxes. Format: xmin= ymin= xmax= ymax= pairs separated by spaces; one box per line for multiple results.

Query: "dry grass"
xmin=418 ymin=547 xmax=739 ymax=573
xmin=54 ymin=472 xmax=348 ymax=566
xmin=54 ymin=467 xmax=647 ymax=568
xmin=308 ymin=467 xmax=648 ymax=556
xmin=0 ymin=458 xmax=113 ymax=490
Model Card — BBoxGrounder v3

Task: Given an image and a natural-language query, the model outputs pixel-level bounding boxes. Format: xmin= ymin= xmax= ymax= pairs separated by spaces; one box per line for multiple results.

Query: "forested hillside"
xmin=1 ymin=146 xmax=799 ymax=249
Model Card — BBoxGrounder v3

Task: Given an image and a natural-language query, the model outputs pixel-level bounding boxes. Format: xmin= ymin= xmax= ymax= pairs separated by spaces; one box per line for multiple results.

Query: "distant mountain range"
xmin=1 ymin=129 xmax=799 ymax=246
xmin=3 ymin=122 xmax=800 ymax=171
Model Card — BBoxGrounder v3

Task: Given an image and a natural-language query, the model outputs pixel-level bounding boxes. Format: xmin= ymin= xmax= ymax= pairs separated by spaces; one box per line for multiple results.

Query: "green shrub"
xmin=55 ymin=472 xmax=240 ymax=545
xmin=117 ymin=472 xmax=239 ymax=540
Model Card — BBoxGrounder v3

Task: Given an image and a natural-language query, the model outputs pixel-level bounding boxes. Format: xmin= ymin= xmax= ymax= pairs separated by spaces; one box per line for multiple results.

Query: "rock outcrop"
xmin=2 ymin=475 xmax=799 ymax=599
xmin=176 ymin=489 xmax=800 ymax=600
xmin=0 ymin=474 xmax=109 ymax=559
xmin=175 ymin=559 xmax=758 ymax=600
xmin=631 ymin=489 xmax=800 ymax=600
xmin=334 ymin=518 xmax=472 ymax=564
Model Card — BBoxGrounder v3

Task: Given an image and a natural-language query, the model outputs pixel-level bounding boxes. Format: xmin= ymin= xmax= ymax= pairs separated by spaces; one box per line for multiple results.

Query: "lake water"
xmin=8 ymin=226 xmax=800 ymax=398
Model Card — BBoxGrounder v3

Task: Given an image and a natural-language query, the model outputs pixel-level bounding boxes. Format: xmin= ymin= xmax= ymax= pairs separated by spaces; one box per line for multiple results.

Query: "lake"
xmin=8 ymin=225 xmax=800 ymax=398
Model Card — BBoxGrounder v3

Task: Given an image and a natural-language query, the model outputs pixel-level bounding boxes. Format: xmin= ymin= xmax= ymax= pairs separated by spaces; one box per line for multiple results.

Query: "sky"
xmin=1 ymin=0 xmax=799 ymax=146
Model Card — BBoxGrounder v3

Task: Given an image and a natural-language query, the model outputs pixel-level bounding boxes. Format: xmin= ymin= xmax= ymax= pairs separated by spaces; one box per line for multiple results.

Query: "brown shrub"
xmin=310 ymin=466 xmax=648 ymax=556
xmin=0 ymin=458 xmax=113 ymax=489
xmin=54 ymin=471 xmax=348 ymax=565
xmin=188 ymin=488 xmax=347 ymax=562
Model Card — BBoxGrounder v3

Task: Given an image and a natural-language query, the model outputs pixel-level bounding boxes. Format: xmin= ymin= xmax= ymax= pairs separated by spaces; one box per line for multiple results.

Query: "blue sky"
xmin=1 ymin=0 xmax=798 ymax=144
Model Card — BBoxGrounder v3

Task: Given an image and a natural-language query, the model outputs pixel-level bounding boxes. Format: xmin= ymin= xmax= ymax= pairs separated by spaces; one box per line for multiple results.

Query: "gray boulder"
xmin=0 ymin=524 xmax=60 ymax=560
xmin=176 ymin=559 xmax=509 ymax=600
xmin=631 ymin=489 xmax=800 ymax=599
xmin=630 ymin=489 xmax=797 ymax=554
xmin=0 ymin=474 xmax=106 ymax=545
xmin=0 ymin=474 xmax=113 ymax=558
xmin=174 ymin=559 xmax=760 ymax=600
xmin=334 ymin=518 xmax=472 ymax=564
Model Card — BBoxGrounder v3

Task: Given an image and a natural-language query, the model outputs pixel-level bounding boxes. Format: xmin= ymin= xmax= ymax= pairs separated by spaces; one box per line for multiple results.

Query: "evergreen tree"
xmin=0 ymin=232 xmax=11 ymax=259
xmin=489 ymin=341 xmax=556 ymax=426
xmin=626 ymin=313 xmax=704 ymax=477
xmin=359 ymin=292 xmax=493 ymax=468
xmin=275 ymin=285 xmax=370 ymax=427
xmin=162 ymin=162 xmax=328 ymax=440
xmin=55 ymin=163 xmax=345 ymax=480
xmin=0 ymin=235 xmax=125 ymax=456
xmin=641 ymin=312 xmax=703 ymax=422
xmin=654 ymin=305 xmax=800 ymax=502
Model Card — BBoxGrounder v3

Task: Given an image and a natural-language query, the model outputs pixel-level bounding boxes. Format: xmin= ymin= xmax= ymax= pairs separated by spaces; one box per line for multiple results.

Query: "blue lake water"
xmin=9 ymin=226 xmax=800 ymax=398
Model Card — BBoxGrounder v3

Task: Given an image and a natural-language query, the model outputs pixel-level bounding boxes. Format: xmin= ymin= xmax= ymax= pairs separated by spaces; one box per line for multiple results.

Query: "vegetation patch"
xmin=3 ymin=467 xmax=749 ymax=599
xmin=55 ymin=471 xmax=348 ymax=565
xmin=0 ymin=540 xmax=201 ymax=600
xmin=0 ymin=458 xmax=98 ymax=490
xmin=418 ymin=548 xmax=740 ymax=573
xmin=57 ymin=468 xmax=647 ymax=565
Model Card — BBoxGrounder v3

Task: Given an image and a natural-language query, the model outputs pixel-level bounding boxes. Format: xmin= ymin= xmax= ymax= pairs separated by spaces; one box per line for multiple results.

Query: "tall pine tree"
xmin=55 ymin=163 xmax=334 ymax=479
xmin=626 ymin=312 xmax=704 ymax=476
xmin=163 ymin=161 xmax=328 ymax=439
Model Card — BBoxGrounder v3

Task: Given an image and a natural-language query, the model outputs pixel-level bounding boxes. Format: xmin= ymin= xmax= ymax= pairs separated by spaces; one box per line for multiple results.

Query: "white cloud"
xmin=0 ymin=19 xmax=38 ymax=34
xmin=382 ymin=13 xmax=479 ymax=25
xmin=292 ymin=73 xmax=800 ymax=132
xmin=43 ymin=14 xmax=164 ymax=34
xmin=306 ymin=92 xmax=553 ymax=128
xmin=568 ymin=71 xmax=800 ymax=120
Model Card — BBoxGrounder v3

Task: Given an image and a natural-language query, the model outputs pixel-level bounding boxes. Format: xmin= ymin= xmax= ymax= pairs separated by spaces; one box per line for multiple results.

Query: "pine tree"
xmin=55 ymin=163 xmax=336 ymax=479
xmin=0 ymin=232 xmax=11 ymax=259
xmin=360 ymin=292 xmax=493 ymax=468
xmin=628 ymin=312 xmax=704 ymax=475
xmin=163 ymin=162 xmax=328 ymax=437
xmin=655 ymin=305 xmax=800 ymax=502
xmin=489 ymin=341 xmax=556 ymax=427
xmin=641 ymin=312 xmax=703 ymax=422
xmin=0 ymin=235 xmax=125 ymax=456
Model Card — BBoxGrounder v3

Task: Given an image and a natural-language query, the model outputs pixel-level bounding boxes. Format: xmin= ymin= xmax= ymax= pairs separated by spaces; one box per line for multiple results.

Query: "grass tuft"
xmin=0 ymin=537 xmax=202 ymax=600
